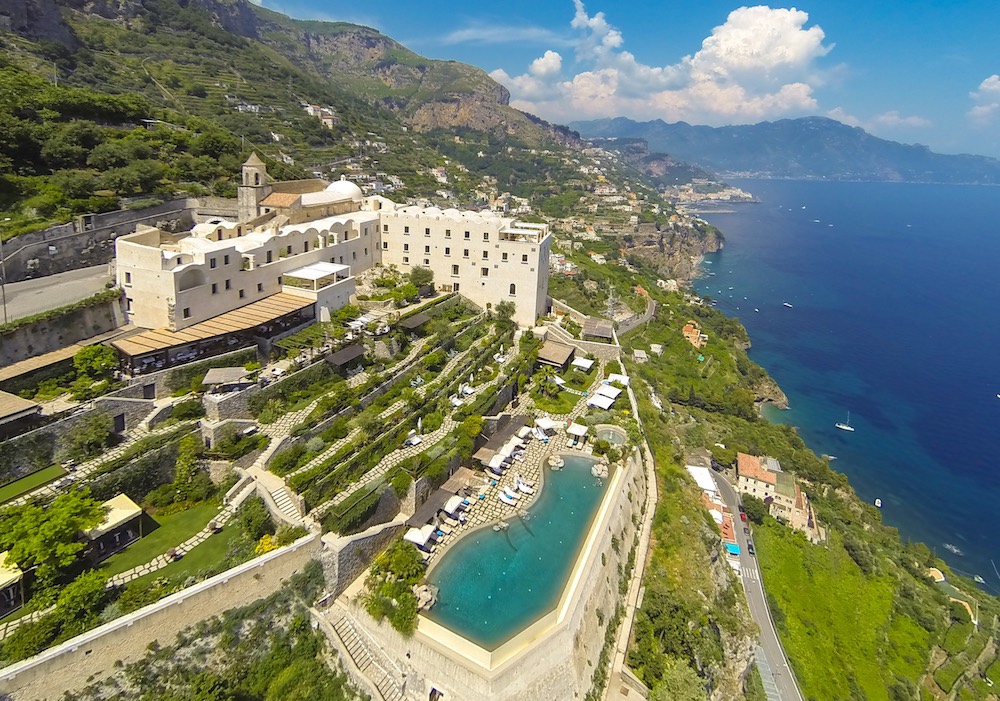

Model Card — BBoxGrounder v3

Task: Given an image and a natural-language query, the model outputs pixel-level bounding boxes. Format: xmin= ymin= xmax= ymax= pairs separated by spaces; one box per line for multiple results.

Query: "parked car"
xmin=743 ymin=526 xmax=750 ymax=536
xmin=740 ymin=512 xmax=747 ymax=522
xmin=747 ymin=542 xmax=756 ymax=556
xmin=738 ymin=504 xmax=745 ymax=513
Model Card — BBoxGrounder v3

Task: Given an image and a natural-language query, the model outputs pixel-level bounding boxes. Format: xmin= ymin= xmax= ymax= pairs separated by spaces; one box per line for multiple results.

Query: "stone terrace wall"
xmin=0 ymin=296 xmax=126 ymax=367
xmin=0 ymin=534 xmax=321 ymax=701
xmin=320 ymin=521 xmax=407 ymax=598
xmin=1 ymin=200 xmax=193 ymax=282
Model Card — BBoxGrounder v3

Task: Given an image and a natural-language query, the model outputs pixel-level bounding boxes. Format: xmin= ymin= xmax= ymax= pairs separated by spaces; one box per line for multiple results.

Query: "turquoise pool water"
xmin=424 ymin=455 xmax=610 ymax=650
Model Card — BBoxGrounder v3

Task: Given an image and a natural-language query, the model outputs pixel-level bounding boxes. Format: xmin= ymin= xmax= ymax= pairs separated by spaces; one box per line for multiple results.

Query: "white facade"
xmin=117 ymin=159 xmax=550 ymax=332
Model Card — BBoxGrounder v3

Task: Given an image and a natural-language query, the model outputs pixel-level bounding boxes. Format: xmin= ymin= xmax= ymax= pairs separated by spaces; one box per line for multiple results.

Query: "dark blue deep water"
xmin=694 ymin=180 xmax=1000 ymax=590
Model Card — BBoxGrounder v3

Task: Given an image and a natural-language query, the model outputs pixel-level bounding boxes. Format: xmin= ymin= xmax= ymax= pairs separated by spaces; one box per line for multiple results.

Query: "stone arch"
xmin=178 ymin=268 xmax=206 ymax=291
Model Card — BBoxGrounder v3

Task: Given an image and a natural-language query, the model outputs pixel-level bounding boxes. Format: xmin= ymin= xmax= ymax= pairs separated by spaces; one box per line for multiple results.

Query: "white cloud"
xmin=968 ymin=74 xmax=1000 ymax=125
xmin=873 ymin=111 xmax=930 ymax=128
xmin=492 ymin=3 xmax=835 ymax=125
xmin=442 ymin=24 xmax=569 ymax=46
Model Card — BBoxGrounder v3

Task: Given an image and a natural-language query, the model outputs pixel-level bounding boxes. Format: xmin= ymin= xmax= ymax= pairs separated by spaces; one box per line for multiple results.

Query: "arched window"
xmin=509 ymin=283 xmax=516 ymax=296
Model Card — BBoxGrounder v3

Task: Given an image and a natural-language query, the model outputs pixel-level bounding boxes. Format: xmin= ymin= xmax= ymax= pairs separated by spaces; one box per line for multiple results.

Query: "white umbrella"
xmin=567 ymin=422 xmax=589 ymax=437
xmin=444 ymin=495 xmax=465 ymax=515
xmin=417 ymin=416 xmax=423 ymax=432
xmin=488 ymin=454 xmax=507 ymax=469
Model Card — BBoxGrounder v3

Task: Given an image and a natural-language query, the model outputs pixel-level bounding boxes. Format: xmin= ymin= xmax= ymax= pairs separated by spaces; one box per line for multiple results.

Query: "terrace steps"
xmin=332 ymin=616 xmax=403 ymax=701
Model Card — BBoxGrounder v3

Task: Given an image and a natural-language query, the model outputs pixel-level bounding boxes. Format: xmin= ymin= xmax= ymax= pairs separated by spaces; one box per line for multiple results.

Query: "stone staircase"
xmin=268 ymin=483 xmax=303 ymax=525
xmin=332 ymin=616 xmax=403 ymax=701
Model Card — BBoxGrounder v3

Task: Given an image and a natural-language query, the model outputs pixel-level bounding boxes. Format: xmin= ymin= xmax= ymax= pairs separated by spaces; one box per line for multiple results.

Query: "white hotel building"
xmin=112 ymin=155 xmax=549 ymax=370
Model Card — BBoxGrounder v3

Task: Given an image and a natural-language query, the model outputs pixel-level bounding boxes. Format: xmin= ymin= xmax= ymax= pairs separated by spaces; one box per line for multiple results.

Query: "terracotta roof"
xmin=737 ymin=452 xmax=776 ymax=485
xmin=259 ymin=192 xmax=301 ymax=207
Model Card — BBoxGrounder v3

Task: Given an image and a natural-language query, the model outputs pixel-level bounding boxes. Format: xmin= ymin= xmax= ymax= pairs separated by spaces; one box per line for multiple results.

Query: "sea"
xmin=692 ymin=179 xmax=1000 ymax=592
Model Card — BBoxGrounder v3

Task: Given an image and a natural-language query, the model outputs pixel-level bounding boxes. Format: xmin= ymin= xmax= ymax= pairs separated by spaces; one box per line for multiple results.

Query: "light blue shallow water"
xmin=425 ymin=455 xmax=609 ymax=649
xmin=693 ymin=179 xmax=1000 ymax=591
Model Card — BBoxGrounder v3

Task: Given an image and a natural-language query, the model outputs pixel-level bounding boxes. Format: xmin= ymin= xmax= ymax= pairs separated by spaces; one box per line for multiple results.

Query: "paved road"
xmin=714 ymin=472 xmax=804 ymax=701
xmin=1 ymin=265 xmax=113 ymax=322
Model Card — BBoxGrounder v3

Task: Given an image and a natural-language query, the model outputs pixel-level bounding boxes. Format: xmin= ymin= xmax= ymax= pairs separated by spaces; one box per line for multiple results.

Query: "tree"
xmin=494 ymin=300 xmax=516 ymax=328
xmin=408 ymin=266 xmax=434 ymax=288
xmin=64 ymin=411 xmax=114 ymax=460
xmin=535 ymin=365 xmax=561 ymax=398
xmin=742 ymin=494 xmax=768 ymax=525
xmin=0 ymin=489 xmax=105 ymax=587
xmin=173 ymin=435 xmax=203 ymax=502
xmin=73 ymin=345 xmax=118 ymax=381
xmin=650 ymin=656 xmax=708 ymax=701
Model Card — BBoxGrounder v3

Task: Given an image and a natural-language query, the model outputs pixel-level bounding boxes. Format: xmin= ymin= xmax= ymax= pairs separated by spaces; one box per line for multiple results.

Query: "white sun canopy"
xmin=535 ymin=417 xmax=559 ymax=431
xmin=596 ymin=385 xmax=623 ymax=399
xmin=443 ymin=495 xmax=465 ymax=515
xmin=572 ymin=357 xmax=595 ymax=370
xmin=404 ymin=524 xmax=435 ymax=547
xmin=587 ymin=395 xmax=615 ymax=410
xmin=607 ymin=373 xmax=630 ymax=386
xmin=566 ymin=422 xmax=589 ymax=437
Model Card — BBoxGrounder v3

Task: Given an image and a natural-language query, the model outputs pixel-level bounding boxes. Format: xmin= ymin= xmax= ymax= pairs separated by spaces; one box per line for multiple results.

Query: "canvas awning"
xmin=404 ymin=525 xmax=434 ymax=547
xmin=325 ymin=344 xmax=365 ymax=366
xmin=586 ymin=395 xmax=615 ymax=410
xmin=551 ymin=376 xmax=566 ymax=386
xmin=535 ymin=417 xmax=559 ymax=431
xmin=443 ymin=495 xmax=466 ymax=516
xmin=566 ymin=422 xmax=589 ymax=437
xmin=399 ymin=313 xmax=431 ymax=330
xmin=536 ymin=340 xmax=575 ymax=367
xmin=85 ymin=494 xmax=142 ymax=540
xmin=571 ymin=357 xmax=595 ymax=370
xmin=596 ymin=384 xmax=623 ymax=399
xmin=488 ymin=454 xmax=507 ymax=469
xmin=0 ymin=551 xmax=23 ymax=589
xmin=607 ymin=373 xmax=630 ymax=386
xmin=202 ymin=367 xmax=251 ymax=385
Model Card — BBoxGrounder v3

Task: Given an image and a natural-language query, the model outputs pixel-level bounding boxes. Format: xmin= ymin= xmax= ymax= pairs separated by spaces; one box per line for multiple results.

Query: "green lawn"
xmin=0 ymin=465 xmax=66 ymax=505
xmin=123 ymin=525 xmax=245 ymax=590
xmin=530 ymin=388 xmax=580 ymax=415
xmin=99 ymin=502 xmax=221 ymax=577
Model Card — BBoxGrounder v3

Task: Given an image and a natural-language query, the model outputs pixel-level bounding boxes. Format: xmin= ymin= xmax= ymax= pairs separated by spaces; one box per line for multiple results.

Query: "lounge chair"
xmin=502 ymin=486 xmax=520 ymax=500
xmin=499 ymin=492 xmax=517 ymax=506
xmin=515 ymin=473 xmax=536 ymax=488
xmin=515 ymin=478 xmax=535 ymax=495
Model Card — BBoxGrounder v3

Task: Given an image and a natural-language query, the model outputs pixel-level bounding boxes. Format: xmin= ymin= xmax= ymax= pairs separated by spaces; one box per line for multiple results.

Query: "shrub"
xmin=269 ymin=444 xmax=307 ymax=476
xmin=390 ymin=472 xmax=412 ymax=498
xmin=320 ymin=418 xmax=351 ymax=443
xmin=171 ymin=398 xmax=205 ymax=421
xmin=236 ymin=497 xmax=275 ymax=541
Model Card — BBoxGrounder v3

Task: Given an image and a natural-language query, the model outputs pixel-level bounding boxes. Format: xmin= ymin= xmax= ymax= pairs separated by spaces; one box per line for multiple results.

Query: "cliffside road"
xmin=2 ymin=265 xmax=112 ymax=322
xmin=714 ymin=473 xmax=804 ymax=701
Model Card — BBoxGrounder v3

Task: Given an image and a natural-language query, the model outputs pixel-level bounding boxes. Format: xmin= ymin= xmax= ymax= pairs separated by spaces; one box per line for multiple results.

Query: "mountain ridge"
xmin=570 ymin=115 xmax=1000 ymax=184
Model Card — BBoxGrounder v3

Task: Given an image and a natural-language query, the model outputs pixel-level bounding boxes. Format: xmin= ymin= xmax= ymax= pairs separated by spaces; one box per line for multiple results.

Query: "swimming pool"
xmin=424 ymin=455 xmax=611 ymax=650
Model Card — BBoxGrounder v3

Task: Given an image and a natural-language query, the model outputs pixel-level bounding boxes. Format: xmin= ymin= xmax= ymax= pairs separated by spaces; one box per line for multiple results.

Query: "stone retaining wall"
xmin=0 ymin=296 xmax=126 ymax=367
xmin=0 ymin=534 xmax=322 ymax=701
xmin=320 ymin=521 xmax=407 ymax=598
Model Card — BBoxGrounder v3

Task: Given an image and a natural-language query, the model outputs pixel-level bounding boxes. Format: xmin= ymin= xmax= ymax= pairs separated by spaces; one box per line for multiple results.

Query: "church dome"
xmin=324 ymin=176 xmax=364 ymax=201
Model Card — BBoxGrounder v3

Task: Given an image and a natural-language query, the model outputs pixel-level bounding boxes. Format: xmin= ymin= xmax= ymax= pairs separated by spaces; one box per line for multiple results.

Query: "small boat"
xmin=754 ymin=308 xmax=759 ymax=312
xmin=783 ymin=302 xmax=793 ymax=308
xmin=975 ymin=574 xmax=986 ymax=584
xmin=944 ymin=543 xmax=964 ymax=556
xmin=835 ymin=411 xmax=855 ymax=432
xmin=874 ymin=498 xmax=882 ymax=508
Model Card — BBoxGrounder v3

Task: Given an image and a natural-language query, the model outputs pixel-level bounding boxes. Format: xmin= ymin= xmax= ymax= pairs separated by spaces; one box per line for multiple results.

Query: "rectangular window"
xmin=183 ymin=307 xmax=191 ymax=319
xmin=425 ymin=227 xmax=431 ymax=236
xmin=423 ymin=258 xmax=430 ymax=265
xmin=502 ymin=252 xmax=508 ymax=262
xmin=404 ymin=243 xmax=409 ymax=252
xmin=481 ymin=267 xmax=489 ymax=277
xmin=451 ymin=264 xmax=459 ymax=276
xmin=382 ymin=241 xmax=389 ymax=250
xmin=225 ymin=279 xmax=231 ymax=290
xmin=424 ymin=245 xmax=430 ymax=254
xmin=445 ymin=229 xmax=451 ymax=238
xmin=211 ymin=283 xmax=218 ymax=294
xmin=286 ymin=245 xmax=293 ymax=256
xmin=444 ymin=247 xmax=451 ymax=256
xmin=403 ymin=256 xmax=410 ymax=264
xmin=383 ymin=224 xmax=389 ymax=232
xmin=483 ymin=232 xmax=489 ymax=241
xmin=522 ymin=254 xmax=529 ymax=263
xmin=304 ymin=241 xmax=310 ymax=253
xmin=404 ymin=226 xmax=410 ymax=234
xmin=266 ymin=250 xmax=273 ymax=263
xmin=277 ymin=276 xmax=282 ymax=285
xmin=223 ymin=254 xmax=230 ymax=265
xmin=352 ymin=251 xmax=356 ymax=260
xmin=239 ymin=289 xmax=245 ymax=299
xmin=209 ymin=258 xmax=217 ymax=269
xmin=257 ymin=283 xmax=264 ymax=292
xmin=364 ymin=247 xmax=368 ymax=255
xmin=482 ymin=251 xmax=488 ymax=260
xmin=124 ymin=271 xmax=132 ymax=285
xmin=464 ymin=231 xmax=470 ymax=240
xmin=463 ymin=249 xmax=469 ymax=258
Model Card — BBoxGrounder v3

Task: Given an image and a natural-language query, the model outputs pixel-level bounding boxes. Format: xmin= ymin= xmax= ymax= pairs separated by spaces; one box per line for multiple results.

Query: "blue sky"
xmin=257 ymin=0 xmax=1000 ymax=158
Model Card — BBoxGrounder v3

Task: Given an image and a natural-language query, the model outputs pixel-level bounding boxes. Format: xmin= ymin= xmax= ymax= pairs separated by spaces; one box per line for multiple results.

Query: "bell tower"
xmin=237 ymin=152 xmax=271 ymax=222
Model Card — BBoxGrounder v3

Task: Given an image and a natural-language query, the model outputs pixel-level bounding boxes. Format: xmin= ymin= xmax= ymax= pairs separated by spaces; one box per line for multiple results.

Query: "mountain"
xmin=570 ymin=116 xmax=1000 ymax=184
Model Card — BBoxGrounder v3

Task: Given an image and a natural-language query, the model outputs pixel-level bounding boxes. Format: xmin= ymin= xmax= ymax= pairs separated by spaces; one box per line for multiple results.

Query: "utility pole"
xmin=0 ymin=218 xmax=10 ymax=324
